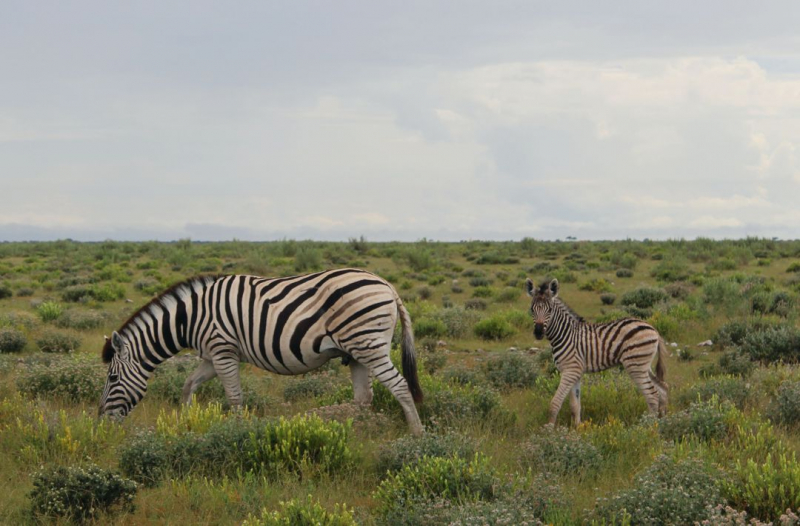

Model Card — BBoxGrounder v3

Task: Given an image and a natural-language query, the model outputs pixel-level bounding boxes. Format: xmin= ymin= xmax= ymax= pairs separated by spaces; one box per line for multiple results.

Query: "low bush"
xmin=373 ymin=455 xmax=497 ymax=520
xmin=664 ymin=281 xmax=692 ymax=299
xmin=651 ymin=258 xmax=692 ymax=282
xmin=413 ymin=318 xmax=447 ymax=339
xmin=0 ymin=284 xmax=13 ymax=299
xmin=0 ymin=328 xmax=27 ymax=353
xmin=464 ymin=298 xmax=487 ymax=311
xmin=593 ymin=455 xmax=724 ymax=525
xmin=620 ymin=287 xmax=668 ymax=309
xmin=120 ymin=413 xmax=354 ymax=485
xmin=677 ymin=376 xmax=751 ymax=409
xmin=482 ymin=352 xmax=538 ymax=390
xmin=36 ymin=330 xmax=81 ymax=353
xmin=725 ymin=447 xmax=800 ymax=521
xmin=768 ymin=380 xmax=800 ymax=427
xmin=579 ymin=278 xmax=613 ymax=293
xmin=658 ymin=399 xmax=735 ymax=442
xmin=56 ymin=309 xmax=105 ymax=330
xmin=473 ymin=316 xmax=515 ymax=340
xmin=616 ymin=268 xmax=634 ymax=278
xmin=600 ymin=293 xmax=616 ymax=305
xmin=28 ymin=464 xmax=137 ymax=523
xmin=376 ymin=432 xmax=479 ymax=476
xmin=701 ymin=350 xmax=756 ymax=378
xmin=283 ymin=374 xmax=340 ymax=402
xmin=16 ymin=356 xmax=104 ymax=402
xmin=441 ymin=365 xmax=482 ymax=386
xmin=521 ymin=426 xmax=601 ymax=478
xmin=243 ymin=496 xmax=356 ymax=526
xmin=739 ymin=326 xmax=800 ymax=364
xmin=36 ymin=301 xmax=64 ymax=322
xmin=578 ymin=370 xmax=649 ymax=425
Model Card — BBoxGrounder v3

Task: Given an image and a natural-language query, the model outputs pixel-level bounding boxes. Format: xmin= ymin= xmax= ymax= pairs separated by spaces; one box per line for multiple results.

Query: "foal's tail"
xmin=655 ymin=338 xmax=668 ymax=386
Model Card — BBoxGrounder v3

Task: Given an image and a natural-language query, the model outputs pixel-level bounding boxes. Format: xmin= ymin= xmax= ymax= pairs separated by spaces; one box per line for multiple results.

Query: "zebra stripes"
xmin=526 ymin=278 xmax=668 ymax=425
xmin=99 ymin=269 xmax=424 ymax=435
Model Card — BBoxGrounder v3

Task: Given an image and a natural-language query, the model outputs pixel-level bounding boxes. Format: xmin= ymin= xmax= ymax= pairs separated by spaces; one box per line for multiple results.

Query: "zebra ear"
xmin=525 ymin=278 xmax=534 ymax=297
xmin=549 ymin=279 xmax=559 ymax=297
xmin=111 ymin=331 xmax=128 ymax=359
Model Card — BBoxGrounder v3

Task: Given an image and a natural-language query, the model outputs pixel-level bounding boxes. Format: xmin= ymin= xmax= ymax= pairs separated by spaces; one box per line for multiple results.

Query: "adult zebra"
xmin=527 ymin=278 xmax=668 ymax=426
xmin=99 ymin=269 xmax=424 ymax=435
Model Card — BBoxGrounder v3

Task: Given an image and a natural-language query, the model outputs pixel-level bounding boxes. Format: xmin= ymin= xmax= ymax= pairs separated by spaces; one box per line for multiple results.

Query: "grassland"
xmin=1 ymin=237 xmax=800 ymax=524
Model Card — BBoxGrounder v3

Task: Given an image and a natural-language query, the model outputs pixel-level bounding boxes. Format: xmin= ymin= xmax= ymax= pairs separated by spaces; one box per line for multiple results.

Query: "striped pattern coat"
xmin=527 ymin=278 xmax=667 ymax=425
xmin=99 ymin=269 xmax=423 ymax=434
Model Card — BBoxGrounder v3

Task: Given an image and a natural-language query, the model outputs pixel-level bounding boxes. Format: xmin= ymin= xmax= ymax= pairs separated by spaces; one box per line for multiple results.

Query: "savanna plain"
xmin=2 ymin=238 xmax=800 ymax=525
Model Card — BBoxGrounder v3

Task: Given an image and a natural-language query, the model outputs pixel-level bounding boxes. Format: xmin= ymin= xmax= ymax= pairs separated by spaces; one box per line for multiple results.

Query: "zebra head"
xmin=98 ymin=331 xmax=147 ymax=420
xmin=525 ymin=278 xmax=559 ymax=340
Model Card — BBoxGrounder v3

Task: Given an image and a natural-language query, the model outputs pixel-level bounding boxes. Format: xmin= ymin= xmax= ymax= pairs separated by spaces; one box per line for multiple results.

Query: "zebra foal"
xmin=527 ymin=278 xmax=668 ymax=426
xmin=98 ymin=269 xmax=424 ymax=435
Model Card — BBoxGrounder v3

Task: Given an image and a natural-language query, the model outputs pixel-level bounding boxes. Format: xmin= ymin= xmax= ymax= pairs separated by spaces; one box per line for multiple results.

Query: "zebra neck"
xmin=123 ymin=302 xmax=189 ymax=374
xmin=546 ymin=304 xmax=582 ymax=347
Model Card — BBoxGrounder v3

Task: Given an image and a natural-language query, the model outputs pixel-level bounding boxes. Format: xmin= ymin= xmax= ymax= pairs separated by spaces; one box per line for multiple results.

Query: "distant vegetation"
xmin=1 ymin=237 xmax=800 ymax=523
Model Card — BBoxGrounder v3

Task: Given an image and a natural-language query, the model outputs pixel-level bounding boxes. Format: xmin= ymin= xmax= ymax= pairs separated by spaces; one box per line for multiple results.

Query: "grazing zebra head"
xmin=98 ymin=331 xmax=146 ymax=420
xmin=525 ymin=278 xmax=559 ymax=340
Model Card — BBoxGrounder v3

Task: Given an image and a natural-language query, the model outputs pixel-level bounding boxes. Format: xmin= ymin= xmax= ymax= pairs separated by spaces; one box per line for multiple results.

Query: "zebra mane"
xmin=101 ymin=275 xmax=221 ymax=363
xmin=554 ymin=298 xmax=585 ymax=323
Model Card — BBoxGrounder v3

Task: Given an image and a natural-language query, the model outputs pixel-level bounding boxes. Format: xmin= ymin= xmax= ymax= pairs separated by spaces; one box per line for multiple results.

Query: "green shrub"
xmin=593 ymin=455 xmax=724 ymax=525
xmin=283 ymin=374 xmax=339 ymax=402
xmin=0 ymin=284 xmax=13 ymax=299
xmin=376 ymin=433 xmax=479 ymax=476
xmin=473 ymin=316 xmax=515 ymax=340
xmin=0 ymin=328 xmax=27 ymax=353
xmin=464 ymin=298 xmax=487 ymax=311
xmin=36 ymin=330 xmax=81 ymax=353
xmin=118 ymin=431 xmax=169 ymax=487
xmin=56 ymin=309 xmax=105 ymax=330
xmin=659 ymin=399 xmax=734 ymax=442
xmin=134 ymin=277 xmax=162 ymax=295
xmin=373 ymin=455 xmax=497 ymax=519
xmin=28 ymin=464 xmax=137 ymax=522
xmin=521 ymin=426 xmax=601 ymax=478
xmin=579 ymin=278 xmax=612 ymax=293
xmin=677 ymin=376 xmax=751 ymax=409
xmin=420 ymin=378 xmax=514 ymax=429
xmin=467 ymin=275 xmax=490 ymax=287
xmin=482 ymin=353 xmax=538 ymax=390
xmin=616 ymin=268 xmax=634 ymax=278
xmin=471 ymin=286 xmax=494 ymax=298
xmin=421 ymin=352 xmax=447 ymax=375
xmin=664 ymin=282 xmax=692 ymax=299
xmin=703 ymin=277 xmax=742 ymax=308
xmin=434 ymin=306 xmax=481 ymax=339
xmin=61 ymin=284 xmax=94 ymax=302
xmin=442 ymin=366 xmax=482 ymax=386
xmin=16 ymin=356 xmax=104 ymax=402
xmin=788 ymin=262 xmax=800 ymax=273
xmin=37 ymin=301 xmax=64 ymax=322
xmin=620 ymin=287 xmax=668 ymax=309
xmin=725 ymin=450 xmax=800 ymax=521
xmin=769 ymin=380 xmax=800 ymax=427
xmin=244 ymin=496 xmax=356 ymax=526
xmin=495 ymin=287 xmax=520 ymax=303
xmin=651 ymin=257 xmax=692 ymax=282
xmin=600 ymin=293 xmax=616 ymax=305
xmin=379 ymin=474 xmax=563 ymax=526
xmin=413 ymin=318 xmax=447 ymax=339
xmin=578 ymin=370 xmax=649 ymax=425
xmin=740 ymin=326 xmax=800 ymax=364
xmin=93 ymin=282 xmax=126 ymax=301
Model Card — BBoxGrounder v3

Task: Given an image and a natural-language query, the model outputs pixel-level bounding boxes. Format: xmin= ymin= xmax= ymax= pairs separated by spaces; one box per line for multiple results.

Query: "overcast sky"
xmin=2 ymin=1 xmax=800 ymax=242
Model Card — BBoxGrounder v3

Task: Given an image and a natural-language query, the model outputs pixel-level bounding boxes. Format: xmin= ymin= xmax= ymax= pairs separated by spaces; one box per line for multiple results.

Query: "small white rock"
xmin=507 ymin=347 xmax=518 ymax=352
xmin=670 ymin=342 xmax=678 ymax=348
xmin=696 ymin=340 xmax=714 ymax=347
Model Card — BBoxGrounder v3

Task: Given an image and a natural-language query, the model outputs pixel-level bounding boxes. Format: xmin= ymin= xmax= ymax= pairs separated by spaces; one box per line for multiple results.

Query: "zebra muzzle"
xmin=534 ymin=323 xmax=544 ymax=340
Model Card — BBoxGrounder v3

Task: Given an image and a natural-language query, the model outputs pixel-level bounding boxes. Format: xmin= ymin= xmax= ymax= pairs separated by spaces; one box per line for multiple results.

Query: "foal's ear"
xmin=525 ymin=278 xmax=535 ymax=297
xmin=549 ymin=279 xmax=560 ymax=298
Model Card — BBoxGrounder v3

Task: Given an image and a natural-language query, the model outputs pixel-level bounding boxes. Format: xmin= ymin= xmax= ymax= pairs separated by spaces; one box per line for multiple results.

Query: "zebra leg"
xmin=549 ymin=369 xmax=582 ymax=425
xmin=211 ymin=350 xmax=244 ymax=408
xmin=569 ymin=380 xmax=582 ymax=427
xmin=649 ymin=371 xmax=669 ymax=416
xmin=181 ymin=359 xmax=218 ymax=405
xmin=352 ymin=345 xmax=423 ymax=436
xmin=623 ymin=361 xmax=660 ymax=415
xmin=349 ymin=360 xmax=373 ymax=405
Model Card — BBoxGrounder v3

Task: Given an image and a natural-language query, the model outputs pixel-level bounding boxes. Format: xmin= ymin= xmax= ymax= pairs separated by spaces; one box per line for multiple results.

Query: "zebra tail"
xmin=396 ymin=295 xmax=423 ymax=403
xmin=656 ymin=338 xmax=667 ymax=384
